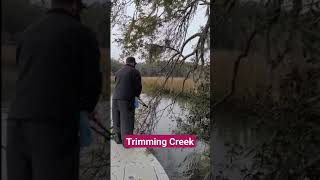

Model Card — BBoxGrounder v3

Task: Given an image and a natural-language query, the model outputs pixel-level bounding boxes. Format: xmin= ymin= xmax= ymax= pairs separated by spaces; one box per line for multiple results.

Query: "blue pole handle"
xmin=134 ymin=97 xmax=139 ymax=109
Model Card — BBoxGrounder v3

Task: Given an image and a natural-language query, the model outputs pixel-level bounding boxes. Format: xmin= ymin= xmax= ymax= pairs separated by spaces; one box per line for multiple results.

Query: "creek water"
xmin=211 ymin=107 xmax=269 ymax=180
xmin=133 ymin=94 xmax=210 ymax=180
xmin=134 ymin=95 xmax=268 ymax=180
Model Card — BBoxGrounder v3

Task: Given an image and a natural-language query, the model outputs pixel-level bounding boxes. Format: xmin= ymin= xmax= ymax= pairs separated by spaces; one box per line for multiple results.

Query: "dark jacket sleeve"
xmin=134 ymin=70 xmax=142 ymax=97
xmin=79 ymin=30 xmax=102 ymax=112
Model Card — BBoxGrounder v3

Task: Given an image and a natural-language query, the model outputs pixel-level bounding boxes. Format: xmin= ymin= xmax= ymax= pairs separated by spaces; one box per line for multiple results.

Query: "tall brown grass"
xmin=111 ymin=76 xmax=195 ymax=94
xmin=212 ymin=50 xmax=303 ymax=101
xmin=142 ymin=77 xmax=195 ymax=94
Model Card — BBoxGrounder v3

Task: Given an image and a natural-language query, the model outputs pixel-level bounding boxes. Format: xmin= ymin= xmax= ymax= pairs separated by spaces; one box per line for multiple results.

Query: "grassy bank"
xmin=142 ymin=77 xmax=194 ymax=95
xmin=111 ymin=76 xmax=195 ymax=96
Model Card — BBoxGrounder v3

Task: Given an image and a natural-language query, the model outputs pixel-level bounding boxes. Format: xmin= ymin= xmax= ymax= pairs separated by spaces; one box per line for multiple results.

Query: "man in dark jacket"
xmin=6 ymin=0 xmax=101 ymax=180
xmin=112 ymin=57 xmax=142 ymax=144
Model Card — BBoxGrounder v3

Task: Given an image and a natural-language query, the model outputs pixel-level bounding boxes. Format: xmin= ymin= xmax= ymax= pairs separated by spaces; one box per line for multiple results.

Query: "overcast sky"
xmin=111 ymin=4 xmax=208 ymax=62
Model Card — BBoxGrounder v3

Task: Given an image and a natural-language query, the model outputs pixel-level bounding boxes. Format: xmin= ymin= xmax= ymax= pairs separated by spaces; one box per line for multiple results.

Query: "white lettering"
xmin=160 ymin=140 xmax=165 ymax=147
xmin=188 ymin=138 xmax=194 ymax=145
xmin=125 ymin=136 xmax=194 ymax=147
xmin=169 ymin=138 xmax=176 ymax=145
xmin=126 ymin=138 xmax=132 ymax=145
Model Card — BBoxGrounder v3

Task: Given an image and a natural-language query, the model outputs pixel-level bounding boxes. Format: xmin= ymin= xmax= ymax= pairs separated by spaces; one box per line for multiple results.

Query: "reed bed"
xmin=111 ymin=76 xmax=195 ymax=95
xmin=142 ymin=77 xmax=195 ymax=94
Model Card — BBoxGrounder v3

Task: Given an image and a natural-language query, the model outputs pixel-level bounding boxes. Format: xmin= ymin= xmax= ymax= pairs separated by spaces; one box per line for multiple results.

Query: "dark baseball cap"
xmin=126 ymin=57 xmax=137 ymax=65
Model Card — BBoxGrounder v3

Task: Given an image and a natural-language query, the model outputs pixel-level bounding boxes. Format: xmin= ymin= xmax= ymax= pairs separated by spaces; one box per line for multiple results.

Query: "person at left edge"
xmin=6 ymin=0 xmax=102 ymax=180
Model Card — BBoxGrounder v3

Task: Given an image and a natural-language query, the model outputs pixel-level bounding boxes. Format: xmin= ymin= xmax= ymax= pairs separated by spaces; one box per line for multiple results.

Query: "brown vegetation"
xmin=111 ymin=76 xmax=195 ymax=95
xmin=212 ymin=50 xmax=307 ymax=102
xmin=142 ymin=77 xmax=195 ymax=94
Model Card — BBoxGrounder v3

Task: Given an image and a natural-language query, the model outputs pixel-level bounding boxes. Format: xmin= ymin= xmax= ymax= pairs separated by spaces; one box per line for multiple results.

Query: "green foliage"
xmin=122 ymin=15 xmax=158 ymax=54
xmin=110 ymin=59 xmax=123 ymax=74
xmin=172 ymin=66 xmax=210 ymax=142
xmin=114 ymin=0 xmax=207 ymax=62
xmin=182 ymin=81 xmax=210 ymax=142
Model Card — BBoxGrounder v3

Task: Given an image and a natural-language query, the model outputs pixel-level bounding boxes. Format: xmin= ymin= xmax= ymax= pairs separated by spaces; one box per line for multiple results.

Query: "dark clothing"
xmin=6 ymin=119 xmax=79 ymax=180
xmin=112 ymin=64 xmax=141 ymax=143
xmin=112 ymin=65 xmax=142 ymax=101
xmin=8 ymin=8 xmax=102 ymax=120
xmin=6 ymin=9 xmax=101 ymax=180
xmin=112 ymin=100 xmax=135 ymax=142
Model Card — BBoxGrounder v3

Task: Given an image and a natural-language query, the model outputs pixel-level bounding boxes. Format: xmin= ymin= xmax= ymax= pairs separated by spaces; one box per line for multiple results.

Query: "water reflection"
xmin=135 ymin=94 xmax=209 ymax=180
xmin=135 ymin=94 xmax=268 ymax=180
xmin=212 ymin=108 xmax=268 ymax=180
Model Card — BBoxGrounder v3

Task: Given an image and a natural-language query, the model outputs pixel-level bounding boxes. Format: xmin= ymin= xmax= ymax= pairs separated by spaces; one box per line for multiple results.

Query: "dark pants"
xmin=6 ymin=119 xmax=79 ymax=180
xmin=112 ymin=99 xmax=134 ymax=142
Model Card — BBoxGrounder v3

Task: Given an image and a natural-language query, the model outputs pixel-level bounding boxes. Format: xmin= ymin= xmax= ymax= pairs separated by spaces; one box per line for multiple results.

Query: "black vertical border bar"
xmin=105 ymin=1 xmax=111 ymax=102
xmin=104 ymin=0 xmax=111 ymax=178
xmin=0 ymin=0 xmax=3 ymax=179
xmin=210 ymin=0 xmax=214 ymax=179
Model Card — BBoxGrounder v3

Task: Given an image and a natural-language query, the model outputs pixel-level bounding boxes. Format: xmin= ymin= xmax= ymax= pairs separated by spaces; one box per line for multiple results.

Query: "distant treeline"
xmin=111 ymin=59 xmax=197 ymax=77
xmin=1 ymin=0 xmax=108 ymax=47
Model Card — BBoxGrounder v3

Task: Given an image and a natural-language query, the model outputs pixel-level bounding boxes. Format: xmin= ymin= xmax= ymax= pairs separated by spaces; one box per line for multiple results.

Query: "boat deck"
xmin=111 ymin=140 xmax=169 ymax=180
